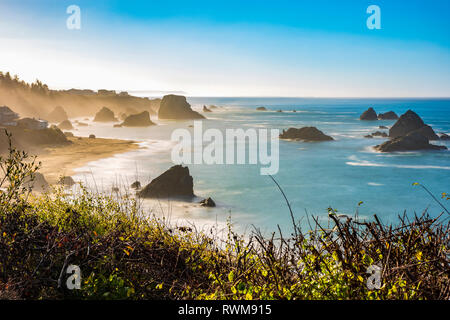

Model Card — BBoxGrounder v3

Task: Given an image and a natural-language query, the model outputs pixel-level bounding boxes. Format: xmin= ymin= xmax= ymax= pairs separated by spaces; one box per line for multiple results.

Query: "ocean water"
xmin=70 ymin=98 xmax=450 ymax=235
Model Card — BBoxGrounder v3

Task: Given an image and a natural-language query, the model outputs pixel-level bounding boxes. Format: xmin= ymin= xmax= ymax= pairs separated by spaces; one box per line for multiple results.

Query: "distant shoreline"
xmin=36 ymin=136 xmax=140 ymax=184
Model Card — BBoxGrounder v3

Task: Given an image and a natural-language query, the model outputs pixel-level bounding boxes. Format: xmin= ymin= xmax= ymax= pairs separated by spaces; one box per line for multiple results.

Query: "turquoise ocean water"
xmin=71 ymin=98 xmax=450 ymax=234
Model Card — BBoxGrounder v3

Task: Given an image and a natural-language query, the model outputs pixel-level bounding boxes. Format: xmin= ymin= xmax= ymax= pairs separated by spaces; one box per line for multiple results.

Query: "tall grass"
xmin=0 ymin=136 xmax=448 ymax=300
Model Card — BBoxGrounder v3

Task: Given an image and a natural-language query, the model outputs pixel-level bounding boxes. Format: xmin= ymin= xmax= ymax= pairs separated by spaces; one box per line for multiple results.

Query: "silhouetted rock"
xmin=364 ymin=134 xmax=373 ymax=138
xmin=439 ymin=133 xmax=450 ymax=140
xmin=371 ymin=131 xmax=388 ymax=137
xmin=256 ymin=107 xmax=267 ymax=111
xmin=413 ymin=125 xmax=440 ymax=140
xmin=375 ymin=132 xmax=447 ymax=152
xmin=389 ymin=110 xmax=439 ymax=140
xmin=24 ymin=172 xmax=49 ymax=192
xmin=89 ymin=134 xmax=95 ymax=139
xmin=378 ymin=111 xmax=398 ymax=120
xmin=280 ymin=127 xmax=334 ymax=142
xmin=360 ymin=107 xmax=378 ymax=120
xmin=276 ymin=110 xmax=283 ymax=113
xmin=94 ymin=107 xmax=117 ymax=122
xmin=131 ymin=181 xmax=141 ymax=189
xmin=158 ymin=95 xmax=204 ymax=120
xmin=199 ymin=197 xmax=216 ymax=207
xmin=121 ymin=111 xmax=155 ymax=127
xmin=58 ymin=120 xmax=73 ymax=130
xmin=46 ymin=106 xmax=68 ymax=123
xmin=58 ymin=176 xmax=76 ymax=187
xmin=379 ymin=126 xmax=388 ymax=129
xmin=203 ymin=105 xmax=212 ymax=112
xmin=138 ymin=165 xmax=194 ymax=199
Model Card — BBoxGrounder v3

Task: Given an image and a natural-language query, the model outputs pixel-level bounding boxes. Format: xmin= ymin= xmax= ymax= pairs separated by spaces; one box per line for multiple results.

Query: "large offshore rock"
xmin=279 ymin=127 xmax=334 ymax=141
xmin=120 ymin=111 xmax=155 ymax=127
xmin=158 ymin=95 xmax=204 ymax=120
xmin=138 ymin=165 xmax=194 ymax=199
xmin=360 ymin=107 xmax=378 ymax=120
xmin=94 ymin=107 xmax=117 ymax=122
xmin=375 ymin=132 xmax=447 ymax=152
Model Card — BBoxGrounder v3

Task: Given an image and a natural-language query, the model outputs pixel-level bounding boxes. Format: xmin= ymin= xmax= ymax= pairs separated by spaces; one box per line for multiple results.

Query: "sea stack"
xmin=94 ymin=107 xmax=117 ymax=122
xmin=138 ymin=165 xmax=194 ymax=199
xmin=389 ymin=110 xmax=439 ymax=140
xmin=375 ymin=131 xmax=447 ymax=152
xmin=203 ymin=105 xmax=212 ymax=112
xmin=120 ymin=111 xmax=155 ymax=127
xmin=158 ymin=95 xmax=204 ymax=120
xmin=57 ymin=120 xmax=73 ymax=130
xmin=378 ymin=111 xmax=399 ymax=120
xmin=279 ymin=127 xmax=334 ymax=142
xmin=46 ymin=106 xmax=68 ymax=123
xmin=360 ymin=107 xmax=378 ymax=120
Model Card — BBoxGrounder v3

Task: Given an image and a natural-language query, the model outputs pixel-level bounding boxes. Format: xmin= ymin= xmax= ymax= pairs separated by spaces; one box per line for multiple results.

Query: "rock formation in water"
xmin=57 ymin=120 xmax=73 ymax=130
xmin=280 ymin=127 xmax=334 ymax=142
xmin=58 ymin=176 xmax=76 ymax=187
xmin=94 ymin=107 xmax=117 ymax=122
xmin=203 ymin=105 xmax=212 ymax=112
xmin=138 ymin=165 xmax=194 ymax=199
xmin=120 ymin=111 xmax=155 ymax=127
xmin=439 ymin=133 xmax=450 ymax=140
xmin=378 ymin=111 xmax=399 ymax=120
xmin=46 ymin=106 xmax=68 ymax=123
xmin=371 ymin=131 xmax=388 ymax=138
xmin=256 ymin=107 xmax=267 ymax=111
xmin=360 ymin=107 xmax=378 ymax=120
xmin=375 ymin=132 xmax=447 ymax=152
xmin=158 ymin=95 xmax=204 ymax=120
xmin=199 ymin=197 xmax=216 ymax=207
xmin=24 ymin=172 xmax=49 ymax=192
xmin=389 ymin=110 xmax=439 ymax=140
xmin=131 ymin=181 xmax=141 ymax=189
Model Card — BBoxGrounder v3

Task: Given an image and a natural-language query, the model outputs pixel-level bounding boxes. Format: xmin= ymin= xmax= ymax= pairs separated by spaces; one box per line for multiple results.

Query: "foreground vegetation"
xmin=0 ymin=140 xmax=448 ymax=300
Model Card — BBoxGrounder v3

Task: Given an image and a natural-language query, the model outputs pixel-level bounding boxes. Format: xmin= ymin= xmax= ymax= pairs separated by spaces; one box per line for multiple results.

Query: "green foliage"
xmin=0 ymin=138 xmax=448 ymax=300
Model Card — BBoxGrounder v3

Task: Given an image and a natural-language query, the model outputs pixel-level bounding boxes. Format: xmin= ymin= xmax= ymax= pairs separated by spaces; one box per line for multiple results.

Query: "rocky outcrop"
xmin=131 ymin=181 xmax=141 ymax=189
xmin=379 ymin=126 xmax=388 ymax=129
xmin=280 ymin=127 xmax=334 ymax=142
xmin=46 ymin=106 xmax=68 ymax=123
xmin=138 ymin=165 xmax=194 ymax=199
xmin=199 ymin=197 xmax=216 ymax=207
xmin=256 ymin=107 xmax=267 ymax=111
xmin=24 ymin=172 xmax=49 ymax=192
xmin=413 ymin=125 xmax=440 ymax=140
xmin=378 ymin=111 xmax=398 ymax=120
xmin=371 ymin=131 xmax=388 ymax=137
xmin=203 ymin=105 xmax=212 ymax=112
xmin=389 ymin=110 xmax=439 ymax=140
xmin=120 ymin=111 xmax=155 ymax=127
xmin=57 ymin=120 xmax=73 ymax=130
xmin=94 ymin=107 xmax=117 ymax=122
xmin=89 ymin=134 xmax=95 ymax=139
xmin=360 ymin=107 xmax=378 ymax=120
xmin=439 ymin=133 xmax=450 ymax=140
xmin=58 ymin=176 xmax=76 ymax=187
xmin=158 ymin=95 xmax=204 ymax=120
xmin=64 ymin=131 xmax=74 ymax=137
xmin=375 ymin=132 xmax=447 ymax=152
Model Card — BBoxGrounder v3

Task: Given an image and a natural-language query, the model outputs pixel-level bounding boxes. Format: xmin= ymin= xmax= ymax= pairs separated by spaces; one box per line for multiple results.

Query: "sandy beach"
xmin=36 ymin=137 xmax=140 ymax=184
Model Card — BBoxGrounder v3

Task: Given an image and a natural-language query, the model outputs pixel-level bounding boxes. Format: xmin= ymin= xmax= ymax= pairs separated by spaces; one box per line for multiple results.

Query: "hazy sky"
xmin=0 ymin=0 xmax=449 ymax=97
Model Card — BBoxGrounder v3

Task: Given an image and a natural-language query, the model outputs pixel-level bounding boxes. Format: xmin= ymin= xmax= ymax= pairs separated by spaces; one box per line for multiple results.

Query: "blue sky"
xmin=0 ymin=0 xmax=449 ymax=97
